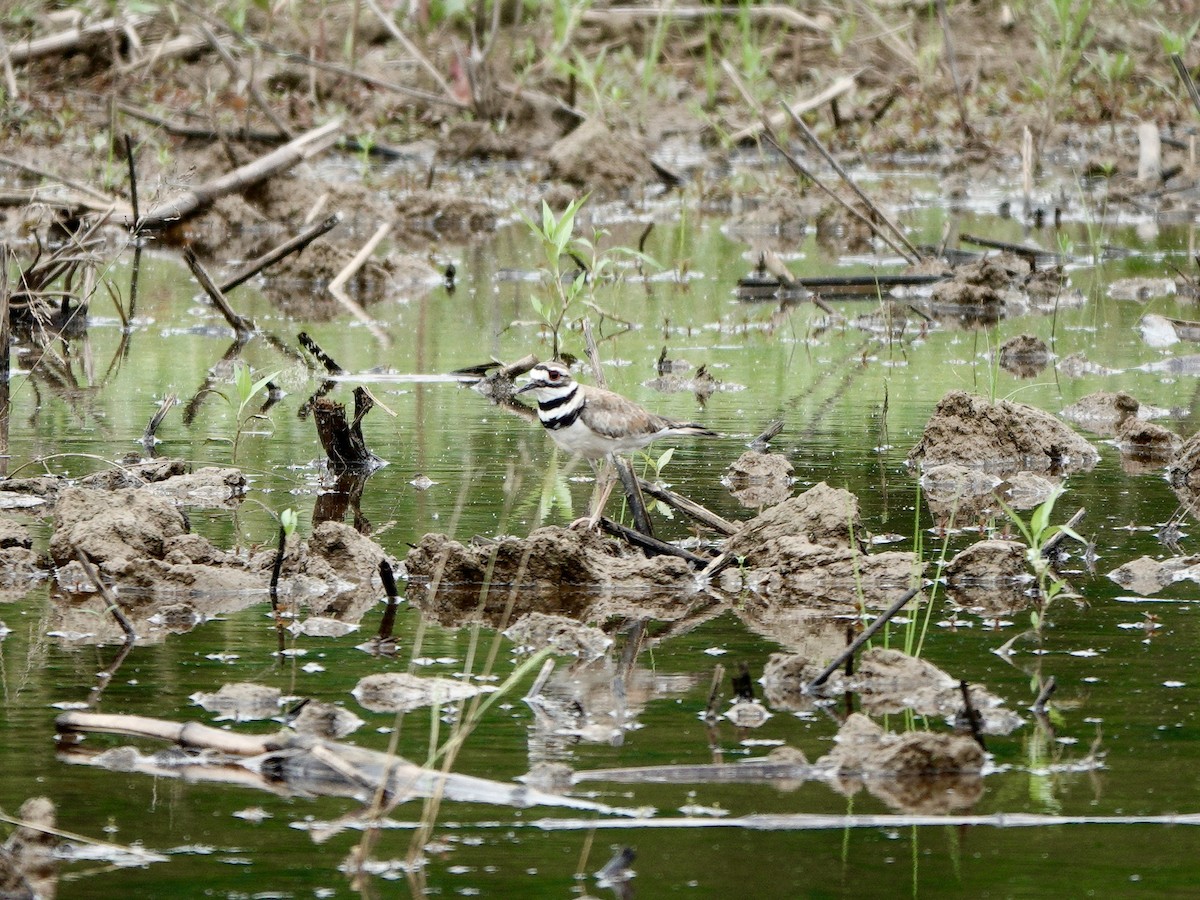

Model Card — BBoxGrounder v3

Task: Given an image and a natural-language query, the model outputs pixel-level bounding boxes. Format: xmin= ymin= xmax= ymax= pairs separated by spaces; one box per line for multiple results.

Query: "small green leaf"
xmin=280 ymin=508 xmax=298 ymax=536
xmin=656 ymin=447 xmax=674 ymax=472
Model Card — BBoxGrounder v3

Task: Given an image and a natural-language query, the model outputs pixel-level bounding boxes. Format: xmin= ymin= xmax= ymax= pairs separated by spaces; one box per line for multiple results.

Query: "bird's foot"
xmin=569 ymin=513 xmax=602 ymax=530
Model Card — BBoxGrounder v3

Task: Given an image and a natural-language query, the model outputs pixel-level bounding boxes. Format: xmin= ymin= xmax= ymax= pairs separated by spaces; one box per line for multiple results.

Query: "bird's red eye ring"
xmin=547 ymin=369 xmax=562 ymax=381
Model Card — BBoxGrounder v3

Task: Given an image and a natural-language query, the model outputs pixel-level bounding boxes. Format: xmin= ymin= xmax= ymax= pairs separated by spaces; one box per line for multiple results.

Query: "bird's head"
xmin=516 ymin=361 xmax=575 ymax=398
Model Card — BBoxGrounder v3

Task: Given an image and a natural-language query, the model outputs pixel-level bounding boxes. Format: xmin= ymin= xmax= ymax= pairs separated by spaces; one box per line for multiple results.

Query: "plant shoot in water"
xmin=521 ymin=197 xmax=659 ymax=358
xmin=1000 ymin=485 xmax=1083 ymax=631
xmin=222 ymin=362 xmax=281 ymax=464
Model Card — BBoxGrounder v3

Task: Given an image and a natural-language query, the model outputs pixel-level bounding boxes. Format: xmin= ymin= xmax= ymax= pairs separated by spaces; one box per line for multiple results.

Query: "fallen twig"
xmin=362 ymin=0 xmax=462 ymax=109
xmin=140 ymin=393 xmax=176 ymax=451
xmin=137 ymin=119 xmax=343 ymax=230
xmin=219 ymin=213 xmax=342 ymax=293
xmin=598 ymin=517 xmax=709 ymax=565
xmin=806 ymin=584 xmax=924 ymax=691
xmin=728 ymin=74 xmax=857 ymax=143
xmin=636 ymin=477 xmax=737 ymax=535
xmin=328 ymin=221 xmax=391 ymax=345
xmin=7 ymin=13 xmax=150 ymax=64
xmin=781 ymin=102 xmax=923 ymax=263
xmin=183 ymin=248 xmax=255 ymax=338
xmin=72 ymin=548 xmax=136 ymax=643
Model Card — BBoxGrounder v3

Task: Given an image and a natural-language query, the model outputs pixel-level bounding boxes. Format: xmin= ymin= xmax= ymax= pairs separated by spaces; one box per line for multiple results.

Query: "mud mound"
xmin=1107 ymin=555 xmax=1200 ymax=595
xmin=719 ymin=482 xmax=919 ymax=609
xmin=944 ymin=539 xmax=1032 ymax=615
xmin=946 ymin=539 xmax=1029 ymax=584
xmin=547 ymin=119 xmax=652 ymax=195
xmin=1167 ymin=431 xmax=1200 ymax=492
xmin=908 ymin=390 xmax=1099 ymax=474
xmin=998 ymin=333 xmax=1050 ymax=377
xmin=722 ymin=450 xmax=794 ymax=508
xmin=406 ymin=527 xmax=695 ymax=625
xmin=822 ymin=713 xmax=985 ymax=814
xmin=1116 ymin=417 xmax=1180 ymax=462
xmin=928 ymin=256 xmax=1026 ymax=309
xmin=765 ymin=647 xmax=1020 ymax=735
xmin=504 ymin=612 xmax=613 ymax=659
xmin=1061 ymin=391 xmax=1141 ymax=436
xmin=724 ymin=482 xmax=864 ymax=563
xmin=725 ymin=541 xmax=917 ymax=609
xmin=50 ymin=487 xmax=190 ymax=568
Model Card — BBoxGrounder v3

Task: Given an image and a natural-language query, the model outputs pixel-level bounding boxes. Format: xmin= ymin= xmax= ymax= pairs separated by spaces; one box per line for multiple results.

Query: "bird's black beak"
xmin=515 ymin=382 xmax=535 ymax=395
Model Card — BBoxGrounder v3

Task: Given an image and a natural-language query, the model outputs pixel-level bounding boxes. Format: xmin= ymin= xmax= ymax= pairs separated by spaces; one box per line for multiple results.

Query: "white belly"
xmin=546 ymin=418 xmax=660 ymax=459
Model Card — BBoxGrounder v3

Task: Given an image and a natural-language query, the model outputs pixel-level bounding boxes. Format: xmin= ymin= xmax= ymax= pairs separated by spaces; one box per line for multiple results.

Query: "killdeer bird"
xmin=516 ymin=361 xmax=717 ymax=525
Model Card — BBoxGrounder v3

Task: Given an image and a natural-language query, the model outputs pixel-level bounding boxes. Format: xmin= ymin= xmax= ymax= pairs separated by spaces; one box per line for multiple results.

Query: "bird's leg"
xmin=571 ymin=457 xmax=616 ymax=529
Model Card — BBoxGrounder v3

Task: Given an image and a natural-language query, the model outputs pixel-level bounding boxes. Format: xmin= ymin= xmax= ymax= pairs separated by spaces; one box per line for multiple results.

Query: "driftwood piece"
xmin=183 ymin=248 xmax=255 ymax=337
xmin=55 ymin=710 xmax=619 ymax=814
xmin=136 ymin=119 xmax=343 ymax=230
xmin=728 ymin=74 xmax=857 ymax=143
xmin=737 ymin=273 xmax=945 ymax=301
xmin=806 ymin=585 xmax=924 ymax=692
xmin=959 ymin=233 xmax=1060 ymax=267
xmin=313 ymin=388 xmax=384 ymax=471
xmin=218 ymin=213 xmax=342 ymax=293
xmin=598 ymin=517 xmax=708 ymax=565
xmin=7 ymin=13 xmax=151 ymax=64
xmin=328 ymin=221 xmax=391 ymax=345
xmin=636 ymin=477 xmax=737 ymax=536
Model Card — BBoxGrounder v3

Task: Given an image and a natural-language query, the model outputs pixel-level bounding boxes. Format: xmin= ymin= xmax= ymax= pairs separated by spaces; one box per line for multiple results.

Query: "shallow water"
xmin=4 ymin=167 xmax=1200 ymax=896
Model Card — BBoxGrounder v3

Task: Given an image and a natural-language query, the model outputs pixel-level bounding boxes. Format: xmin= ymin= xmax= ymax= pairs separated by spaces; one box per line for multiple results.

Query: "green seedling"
xmin=223 ymin=362 xmax=281 ymax=464
xmin=1000 ymin=486 xmax=1083 ymax=631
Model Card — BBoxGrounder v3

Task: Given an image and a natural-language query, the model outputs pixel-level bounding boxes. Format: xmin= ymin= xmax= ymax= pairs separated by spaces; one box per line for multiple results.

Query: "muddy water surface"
xmin=4 ymin=169 xmax=1200 ymax=897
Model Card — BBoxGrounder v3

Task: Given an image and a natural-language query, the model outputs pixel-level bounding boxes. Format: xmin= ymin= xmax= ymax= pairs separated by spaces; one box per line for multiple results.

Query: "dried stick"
xmin=0 ymin=29 xmax=17 ymax=100
xmin=197 ymin=23 xmax=292 ymax=139
xmin=123 ymin=134 xmax=140 ymax=232
xmin=72 ymin=548 xmax=136 ymax=642
xmin=598 ymin=517 xmax=708 ymax=565
xmin=0 ymin=154 xmax=124 ymax=209
xmin=748 ymin=420 xmax=784 ymax=451
xmin=615 ymin=459 xmax=654 ymax=537
xmin=183 ymin=248 xmax=255 ymax=338
xmin=376 ymin=559 xmax=401 ymax=643
xmin=1032 ymin=675 xmax=1057 ymax=714
xmin=719 ymin=62 xmax=914 ymax=264
xmin=7 ymin=13 xmax=151 ymax=64
xmin=298 ymin=332 xmax=345 ymax=375
xmin=137 ymin=118 xmax=343 ymax=230
xmin=56 ymin=711 xmax=276 ymax=755
xmin=728 ymin=74 xmax=857 ymax=143
xmin=362 ymin=0 xmax=462 ymax=107
xmin=218 ymin=212 xmax=342 ymax=293
xmin=959 ymin=681 xmax=987 ymax=751
xmin=1041 ymin=508 xmax=1085 ymax=555
xmin=805 ymin=584 xmax=923 ymax=692
xmin=140 ymin=393 xmax=177 ymax=450
xmin=936 ymin=0 xmax=973 ymax=140
xmin=1171 ymin=54 xmax=1200 ymax=120
xmin=636 ymin=477 xmax=737 ymax=535
xmin=781 ymin=103 xmax=923 ymax=263
xmin=328 ymin=221 xmax=391 ymax=345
